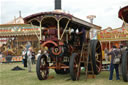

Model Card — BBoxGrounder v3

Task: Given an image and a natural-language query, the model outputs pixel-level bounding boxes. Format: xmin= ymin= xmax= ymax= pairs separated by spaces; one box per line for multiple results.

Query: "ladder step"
xmin=83 ymin=43 xmax=95 ymax=80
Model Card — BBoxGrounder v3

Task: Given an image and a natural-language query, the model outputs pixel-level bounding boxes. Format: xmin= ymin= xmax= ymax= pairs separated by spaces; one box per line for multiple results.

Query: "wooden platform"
xmin=87 ymin=74 xmax=96 ymax=79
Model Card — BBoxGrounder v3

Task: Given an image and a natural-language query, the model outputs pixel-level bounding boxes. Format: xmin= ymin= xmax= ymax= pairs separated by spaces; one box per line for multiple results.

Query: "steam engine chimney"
xmin=55 ymin=0 xmax=61 ymax=10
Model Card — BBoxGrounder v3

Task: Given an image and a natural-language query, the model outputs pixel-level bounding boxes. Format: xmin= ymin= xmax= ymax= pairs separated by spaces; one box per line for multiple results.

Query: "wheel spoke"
xmin=44 ymin=71 xmax=46 ymax=75
xmin=76 ymin=62 xmax=80 ymax=80
xmin=40 ymin=65 xmax=43 ymax=69
xmin=95 ymin=53 xmax=99 ymax=59
xmin=96 ymin=65 xmax=100 ymax=72
xmin=96 ymin=53 xmax=101 ymax=56
xmin=40 ymin=70 xmax=42 ymax=73
xmin=96 ymin=46 xmax=101 ymax=51
xmin=96 ymin=59 xmax=101 ymax=63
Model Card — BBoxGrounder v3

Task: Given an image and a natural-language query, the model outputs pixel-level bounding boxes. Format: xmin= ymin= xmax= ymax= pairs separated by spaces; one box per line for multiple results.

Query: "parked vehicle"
xmin=24 ymin=11 xmax=102 ymax=80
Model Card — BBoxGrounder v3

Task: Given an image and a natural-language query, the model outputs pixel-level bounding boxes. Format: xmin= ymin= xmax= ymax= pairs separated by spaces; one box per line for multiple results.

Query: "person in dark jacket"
xmin=22 ymin=48 xmax=27 ymax=67
xmin=77 ymin=27 xmax=86 ymax=49
xmin=107 ymin=45 xmax=120 ymax=80
xmin=104 ymin=48 xmax=109 ymax=61
xmin=31 ymin=51 xmax=35 ymax=64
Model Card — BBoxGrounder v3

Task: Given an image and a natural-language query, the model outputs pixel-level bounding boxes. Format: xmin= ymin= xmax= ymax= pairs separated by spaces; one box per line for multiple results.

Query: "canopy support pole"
xmin=60 ymin=20 xmax=70 ymax=40
xmin=57 ymin=20 xmax=60 ymax=40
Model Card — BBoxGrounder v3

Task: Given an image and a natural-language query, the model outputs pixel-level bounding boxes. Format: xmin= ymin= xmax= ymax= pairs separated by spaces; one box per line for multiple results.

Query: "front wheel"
xmin=36 ymin=54 xmax=49 ymax=80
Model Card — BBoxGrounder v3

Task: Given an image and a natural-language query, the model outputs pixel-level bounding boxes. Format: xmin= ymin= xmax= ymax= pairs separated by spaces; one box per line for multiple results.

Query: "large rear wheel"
xmin=36 ymin=54 xmax=49 ymax=80
xmin=90 ymin=40 xmax=102 ymax=74
xmin=122 ymin=51 xmax=128 ymax=82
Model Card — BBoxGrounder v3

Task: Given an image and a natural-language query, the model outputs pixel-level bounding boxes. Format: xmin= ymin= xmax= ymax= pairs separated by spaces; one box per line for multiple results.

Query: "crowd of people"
xmin=21 ymin=42 xmax=41 ymax=72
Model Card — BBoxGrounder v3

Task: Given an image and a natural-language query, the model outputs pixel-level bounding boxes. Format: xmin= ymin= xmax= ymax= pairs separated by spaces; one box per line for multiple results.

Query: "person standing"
xmin=22 ymin=48 xmax=27 ymax=67
xmin=104 ymin=48 xmax=109 ymax=62
xmin=31 ymin=51 xmax=35 ymax=64
xmin=107 ymin=45 xmax=120 ymax=80
xmin=27 ymin=47 xmax=32 ymax=72
xmin=77 ymin=27 xmax=86 ymax=49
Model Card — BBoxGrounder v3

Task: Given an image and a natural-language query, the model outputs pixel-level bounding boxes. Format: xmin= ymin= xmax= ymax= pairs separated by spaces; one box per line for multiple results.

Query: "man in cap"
xmin=27 ymin=47 xmax=32 ymax=72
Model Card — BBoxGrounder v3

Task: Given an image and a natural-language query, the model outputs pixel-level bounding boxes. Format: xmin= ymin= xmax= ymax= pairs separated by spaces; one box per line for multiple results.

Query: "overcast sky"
xmin=0 ymin=0 xmax=128 ymax=29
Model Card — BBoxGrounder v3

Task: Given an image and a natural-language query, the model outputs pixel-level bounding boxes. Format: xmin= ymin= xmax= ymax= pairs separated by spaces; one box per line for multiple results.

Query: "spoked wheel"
xmin=70 ymin=53 xmax=81 ymax=81
xmin=90 ymin=40 xmax=102 ymax=74
xmin=122 ymin=51 xmax=128 ymax=82
xmin=36 ymin=54 xmax=49 ymax=80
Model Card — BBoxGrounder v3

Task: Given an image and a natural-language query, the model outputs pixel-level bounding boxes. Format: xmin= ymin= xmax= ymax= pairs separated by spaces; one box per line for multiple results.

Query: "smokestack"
xmin=55 ymin=0 xmax=61 ymax=10
xmin=19 ymin=10 xmax=21 ymax=17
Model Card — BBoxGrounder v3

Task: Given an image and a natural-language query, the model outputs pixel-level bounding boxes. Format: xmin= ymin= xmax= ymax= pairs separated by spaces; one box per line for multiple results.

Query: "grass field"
xmin=0 ymin=63 xmax=127 ymax=85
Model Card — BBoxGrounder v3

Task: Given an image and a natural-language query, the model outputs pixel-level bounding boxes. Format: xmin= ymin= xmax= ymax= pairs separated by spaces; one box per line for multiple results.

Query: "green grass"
xmin=0 ymin=63 xmax=127 ymax=85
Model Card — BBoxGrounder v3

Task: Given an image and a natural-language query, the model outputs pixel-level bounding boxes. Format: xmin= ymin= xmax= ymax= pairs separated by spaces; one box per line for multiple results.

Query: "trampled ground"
xmin=0 ymin=63 xmax=127 ymax=85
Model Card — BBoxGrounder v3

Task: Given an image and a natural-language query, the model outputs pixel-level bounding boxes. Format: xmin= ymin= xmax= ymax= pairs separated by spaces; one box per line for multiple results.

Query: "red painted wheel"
xmin=69 ymin=53 xmax=81 ymax=81
xmin=36 ymin=54 xmax=49 ymax=80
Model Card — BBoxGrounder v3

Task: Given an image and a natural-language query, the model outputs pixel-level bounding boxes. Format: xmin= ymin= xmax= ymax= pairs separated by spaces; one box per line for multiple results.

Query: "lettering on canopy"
xmin=97 ymin=27 xmax=128 ymax=40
